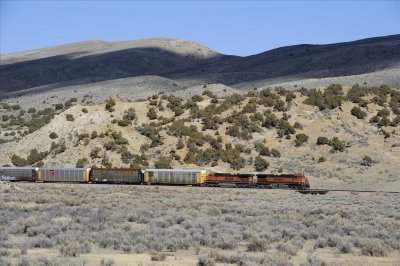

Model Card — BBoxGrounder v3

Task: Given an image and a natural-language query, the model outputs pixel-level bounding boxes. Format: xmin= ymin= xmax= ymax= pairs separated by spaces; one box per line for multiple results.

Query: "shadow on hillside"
xmin=0 ymin=47 xmax=232 ymax=94
xmin=1 ymin=34 xmax=400 ymax=97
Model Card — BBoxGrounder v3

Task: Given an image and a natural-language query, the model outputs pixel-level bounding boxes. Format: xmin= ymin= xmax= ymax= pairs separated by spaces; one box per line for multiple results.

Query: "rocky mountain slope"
xmin=0 ymin=84 xmax=399 ymax=190
xmin=0 ymin=36 xmax=399 ymax=190
xmin=1 ymin=35 xmax=399 ymax=97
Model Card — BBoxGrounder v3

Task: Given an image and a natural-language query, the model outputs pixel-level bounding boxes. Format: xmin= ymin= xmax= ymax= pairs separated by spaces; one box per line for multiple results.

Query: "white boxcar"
xmin=0 ymin=167 xmax=37 ymax=181
xmin=143 ymin=169 xmax=207 ymax=185
xmin=37 ymin=168 xmax=90 ymax=182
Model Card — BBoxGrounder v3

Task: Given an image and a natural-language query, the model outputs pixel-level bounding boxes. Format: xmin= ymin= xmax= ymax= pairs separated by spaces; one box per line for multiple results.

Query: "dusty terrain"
xmin=1 ymin=85 xmax=399 ymax=191
xmin=1 ymin=35 xmax=399 ymax=266
xmin=0 ymin=182 xmax=399 ymax=266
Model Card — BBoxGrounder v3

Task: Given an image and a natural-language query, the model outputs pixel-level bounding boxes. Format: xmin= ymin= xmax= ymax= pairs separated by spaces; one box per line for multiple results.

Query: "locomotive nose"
xmin=305 ymin=177 xmax=310 ymax=188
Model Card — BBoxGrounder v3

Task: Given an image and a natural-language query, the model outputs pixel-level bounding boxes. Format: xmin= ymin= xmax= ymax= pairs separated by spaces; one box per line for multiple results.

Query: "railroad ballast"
xmin=0 ymin=167 xmax=310 ymax=189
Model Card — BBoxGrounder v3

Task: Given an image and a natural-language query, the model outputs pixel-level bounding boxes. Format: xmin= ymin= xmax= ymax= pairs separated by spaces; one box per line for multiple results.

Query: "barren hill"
xmin=1 ymin=84 xmax=399 ymax=191
xmin=0 ymin=36 xmax=399 ymax=191
xmin=1 ymin=35 xmax=399 ymax=97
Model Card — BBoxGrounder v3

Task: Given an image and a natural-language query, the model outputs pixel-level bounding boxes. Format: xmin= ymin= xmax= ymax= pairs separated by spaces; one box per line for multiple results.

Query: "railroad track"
xmin=297 ymin=189 xmax=400 ymax=195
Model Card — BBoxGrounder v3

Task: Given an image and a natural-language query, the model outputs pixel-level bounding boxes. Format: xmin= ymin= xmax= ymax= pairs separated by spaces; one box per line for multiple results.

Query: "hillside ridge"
xmin=1 ymin=34 xmax=399 ymax=96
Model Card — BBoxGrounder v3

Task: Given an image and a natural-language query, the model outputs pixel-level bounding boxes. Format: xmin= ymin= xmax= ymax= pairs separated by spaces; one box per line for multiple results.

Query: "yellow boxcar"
xmin=143 ymin=169 xmax=207 ymax=185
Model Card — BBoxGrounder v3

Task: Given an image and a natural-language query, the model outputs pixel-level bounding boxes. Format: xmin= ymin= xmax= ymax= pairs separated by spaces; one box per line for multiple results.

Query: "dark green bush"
xmin=111 ymin=131 xmax=129 ymax=145
xmin=50 ymin=141 xmax=66 ymax=155
xmin=330 ymin=137 xmax=345 ymax=152
xmin=294 ymin=133 xmax=309 ymax=147
xmin=154 ymin=156 xmax=173 ymax=169
xmin=254 ymin=156 xmax=269 ymax=171
xmin=254 ymin=142 xmax=270 ymax=156
xmin=276 ymin=119 xmax=296 ymax=138
xmin=202 ymin=90 xmax=214 ymax=98
xmin=105 ymin=98 xmax=116 ymax=112
xmin=371 ymin=96 xmax=386 ymax=106
xmin=27 ymin=149 xmax=47 ymax=165
xmin=285 ymin=92 xmax=296 ymax=102
xmin=293 ymin=122 xmax=303 ymax=129
xmin=303 ymin=88 xmax=343 ymax=110
xmin=2 ymin=115 xmax=9 ymax=122
xmin=118 ymin=119 xmax=131 ymax=127
xmin=174 ymin=107 xmax=184 ymax=117
xmin=129 ymin=154 xmax=149 ymax=168
xmin=90 ymin=147 xmax=102 ymax=159
xmin=77 ymin=133 xmax=90 ymax=141
xmin=222 ymin=149 xmax=245 ymax=170
xmin=120 ymin=150 xmax=134 ymax=164
xmin=104 ymin=141 xmax=117 ymax=151
xmin=346 ymin=84 xmax=366 ymax=103
xmin=369 ymin=115 xmax=380 ymax=123
xmin=361 ymin=156 xmax=373 ymax=166
xmin=49 ymin=132 xmax=58 ymax=139
xmin=91 ymin=131 xmax=98 ymax=139
xmin=318 ymin=157 xmax=326 ymax=163
xmin=317 ymin=136 xmax=329 ymax=145
xmin=378 ymin=117 xmax=390 ymax=127
xmin=11 ymin=154 xmax=28 ymax=167
xmin=123 ymin=108 xmax=137 ymax=121
xmin=147 ymin=108 xmax=158 ymax=120
xmin=76 ymin=158 xmax=88 ymax=168
xmin=176 ymin=139 xmax=185 ymax=150
xmin=377 ymin=109 xmax=390 ymax=117
xmin=270 ymin=148 xmax=281 ymax=158
xmin=137 ymin=122 xmax=163 ymax=147
xmin=242 ymin=101 xmax=257 ymax=113
xmin=101 ymin=155 xmax=112 ymax=168
xmin=351 ymin=106 xmax=367 ymax=119
xmin=65 ymin=114 xmax=75 ymax=122
xmin=391 ymin=115 xmax=400 ymax=126
xmin=226 ymin=125 xmax=240 ymax=137
xmin=191 ymin=95 xmax=203 ymax=102
xmin=28 ymin=108 xmax=36 ymax=113
xmin=325 ymin=84 xmax=344 ymax=96
xmin=201 ymin=115 xmax=221 ymax=130
xmin=64 ymin=101 xmax=73 ymax=107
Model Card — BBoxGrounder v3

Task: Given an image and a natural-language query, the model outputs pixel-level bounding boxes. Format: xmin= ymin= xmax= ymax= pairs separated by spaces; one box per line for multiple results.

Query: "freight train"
xmin=0 ymin=167 xmax=310 ymax=189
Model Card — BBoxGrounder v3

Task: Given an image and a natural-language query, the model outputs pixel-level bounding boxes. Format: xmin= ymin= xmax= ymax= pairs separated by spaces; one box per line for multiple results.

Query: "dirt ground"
xmin=0 ymin=182 xmax=399 ymax=266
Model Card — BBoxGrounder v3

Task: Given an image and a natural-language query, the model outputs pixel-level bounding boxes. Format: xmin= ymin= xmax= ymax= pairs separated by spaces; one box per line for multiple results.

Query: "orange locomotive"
xmin=205 ymin=171 xmax=309 ymax=189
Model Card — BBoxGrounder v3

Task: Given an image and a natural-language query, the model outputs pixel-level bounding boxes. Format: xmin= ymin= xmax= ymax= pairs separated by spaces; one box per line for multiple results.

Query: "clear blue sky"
xmin=1 ymin=1 xmax=399 ymax=56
